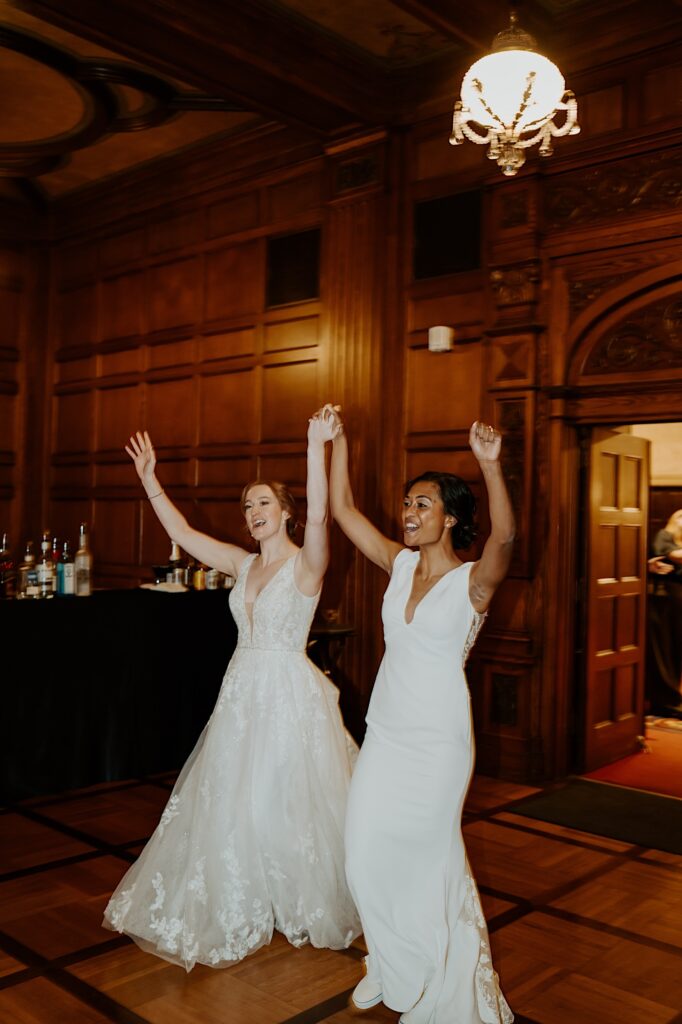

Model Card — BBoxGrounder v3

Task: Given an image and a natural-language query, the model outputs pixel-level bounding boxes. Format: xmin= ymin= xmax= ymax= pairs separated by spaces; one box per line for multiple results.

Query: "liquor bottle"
xmin=168 ymin=541 xmax=184 ymax=585
xmin=193 ymin=564 xmax=206 ymax=590
xmin=57 ymin=540 xmax=75 ymax=596
xmin=74 ymin=522 xmax=93 ymax=597
xmin=37 ymin=530 xmax=55 ymax=599
xmin=0 ymin=533 xmax=15 ymax=599
xmin=17 ymin=541 xmax=38 ymax=599
xmin=51 ymin=536 xmax=60 ymax=594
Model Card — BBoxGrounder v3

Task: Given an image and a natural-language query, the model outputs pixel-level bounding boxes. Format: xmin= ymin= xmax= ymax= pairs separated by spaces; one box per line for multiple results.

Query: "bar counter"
xmin=1 ymin=589 xmax=237 ymax=802
xmin=1 ymin=590 xmax=356 ymax=803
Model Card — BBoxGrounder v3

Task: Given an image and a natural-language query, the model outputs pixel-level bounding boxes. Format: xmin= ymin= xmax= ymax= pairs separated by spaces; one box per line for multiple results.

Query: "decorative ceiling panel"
xmin=1 ymin=49 xmax=86 ymax=142
xmin=271 ymin=0 xmax=456 ymax=65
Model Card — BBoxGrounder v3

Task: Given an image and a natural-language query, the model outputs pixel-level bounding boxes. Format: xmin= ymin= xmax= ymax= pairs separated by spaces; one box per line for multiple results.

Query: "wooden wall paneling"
xmin=261 ymin=358 xmax=320 ymax=441
xmin=98 ymin=229 xmax=146 ymax=274
xmin=197 ymin=456 xmax=254 ymax=488
xmin=0 ymin=250 xmax=21 ymax=543
xmin=56 ymin=356 xmax=94 ymax=384
xmin=51 ymin=462 xmax=91 ymax=494
xmin=492 ymin=392 xmax=536 ymax=577
xmin=148 ymin=256 xmax=201 ymax=334
xmin=148 ymin=338 xmax=196 ymax=370
xmin=475 ymin=659 xmax=534 ymax=780
xmin=265 ymin=172 xmax=323 ymax=223
xmin=405 ymin=343 xmax=484 ymax=434
xmin=94 ymin=462 xmax=138 ymax=488
xmin=263 ymin=311 xmax=320 ymax=353
xmin=575 ymin=83 xmax=625 ymax=140
xmin=206 ymin=191 xmax=260 ymax=241
xmin=148 ymin=210 xmax=204 ymax=256
xmin=199 ymin=328 xmax=256 ymax=362
xmin=256 ymin=454 xmax=307 ymax=491
xmin=145 ymin=376 xmax=195 ymax=447
xmin=54 ymin=390 xmax=93 ymax=455
xmin=100 ymin=271 xmax=144 ymax=342
xmin=198 ymin=368 xmax=258 ymax=445
xmin=642 ymin=62 xmax=682 ymax=126
xmin=176 ymin=498 xmax=246 ymax=550
xmin=98 ymin=347 xmax=143 ymax=378
xmin=323 ymin=140 xmax=389 ymax=737
xmin=57 ymin=242 xmax=99 ymax=289
xmin=57 ymin=283 xmax=97 ymax=350
xmin=96 ymin=384 xmax=142 ymax=453
xmin=204 ymin=240 xmax=262 ymax=323
xmin=48 ymin=499 xmax=92 ymax=554
xmin=92 ymin=498 xmax=138 ymax=578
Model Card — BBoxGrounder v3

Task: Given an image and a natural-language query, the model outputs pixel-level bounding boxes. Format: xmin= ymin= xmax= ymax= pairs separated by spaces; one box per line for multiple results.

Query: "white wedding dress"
xmin=104 ymin=553 xmax=361 ymax=968
xmin=345 ymin=549 xmax=513 ymax=1023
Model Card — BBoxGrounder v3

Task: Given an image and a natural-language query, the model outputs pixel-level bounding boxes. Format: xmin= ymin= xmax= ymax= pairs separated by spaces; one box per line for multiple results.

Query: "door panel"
xmin=584 ymin=430 xmax=649 ymax=771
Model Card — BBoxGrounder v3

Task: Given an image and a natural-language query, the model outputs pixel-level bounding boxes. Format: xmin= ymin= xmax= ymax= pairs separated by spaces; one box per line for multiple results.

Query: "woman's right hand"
xmin=125 ymin=431 xmax=157 ymax=488
xmin=311 ymin=403 xmax=344 ymax=442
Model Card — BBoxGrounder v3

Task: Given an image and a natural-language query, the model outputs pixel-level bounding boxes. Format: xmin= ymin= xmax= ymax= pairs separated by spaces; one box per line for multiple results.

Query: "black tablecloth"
xmin=1 ymin=589 xmax=237 ymax=802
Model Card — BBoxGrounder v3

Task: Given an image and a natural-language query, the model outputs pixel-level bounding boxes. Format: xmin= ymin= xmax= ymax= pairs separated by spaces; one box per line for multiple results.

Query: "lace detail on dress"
xmin=462 ymin=610 xmax=487 ymax=666
xmin=103 ymin=549 xmax=360 ymax=969
xmin=462 ymin=865 xmax=514 ymax=1024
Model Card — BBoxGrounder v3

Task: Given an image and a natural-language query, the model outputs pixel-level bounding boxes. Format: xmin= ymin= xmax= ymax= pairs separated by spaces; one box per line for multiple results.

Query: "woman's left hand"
xmin=469 ymin=421 xmax=502 ymax=463
xmin=308 ymin=404 xmax=343 ymax=444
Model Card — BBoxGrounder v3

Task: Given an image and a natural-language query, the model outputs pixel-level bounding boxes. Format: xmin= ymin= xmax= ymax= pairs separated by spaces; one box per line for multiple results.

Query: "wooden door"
xmin=583 ymin=430 xmax=649 ymax=771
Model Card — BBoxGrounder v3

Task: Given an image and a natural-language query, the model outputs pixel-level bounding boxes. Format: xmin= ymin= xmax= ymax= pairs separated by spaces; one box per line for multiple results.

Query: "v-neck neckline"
xmin=403 ymin=554 xmax=466 ymax=626
xmin=244 ymin=553 xmax=295 ymax=638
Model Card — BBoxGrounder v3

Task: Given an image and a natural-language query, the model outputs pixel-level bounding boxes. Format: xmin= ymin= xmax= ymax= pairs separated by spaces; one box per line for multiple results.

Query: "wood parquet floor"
xmin=1 ymin=774 xmax=681 ymax=1024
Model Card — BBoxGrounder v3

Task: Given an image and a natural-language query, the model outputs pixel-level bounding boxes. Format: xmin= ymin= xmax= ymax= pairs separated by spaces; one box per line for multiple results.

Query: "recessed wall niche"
xmin=413 ymin=191 xmax=481 ymax=280
xmin=266 ymin=229 xmax=321 ymax=308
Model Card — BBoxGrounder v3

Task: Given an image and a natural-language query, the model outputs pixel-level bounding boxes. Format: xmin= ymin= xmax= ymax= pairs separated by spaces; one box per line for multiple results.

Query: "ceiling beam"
xmin=18 ymin=0 xmax=392 ymax=137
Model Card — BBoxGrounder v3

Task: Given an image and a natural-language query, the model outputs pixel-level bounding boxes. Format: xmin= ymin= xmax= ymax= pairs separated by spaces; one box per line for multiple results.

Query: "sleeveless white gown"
xmin=104 ymin=553 xmax=361 ymax=968
xmin=345 ymin=549 xmax=513 ymax=1023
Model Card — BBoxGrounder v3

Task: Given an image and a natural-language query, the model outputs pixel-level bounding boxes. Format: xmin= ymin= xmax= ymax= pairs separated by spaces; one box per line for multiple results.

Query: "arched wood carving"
xmin=567 ymin=266 xmax=682 ymax=385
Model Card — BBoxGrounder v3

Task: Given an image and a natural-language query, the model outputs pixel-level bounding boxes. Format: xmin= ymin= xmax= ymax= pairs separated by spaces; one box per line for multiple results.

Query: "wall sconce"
xmin=428 ymin=325 xmax=454 ymax=352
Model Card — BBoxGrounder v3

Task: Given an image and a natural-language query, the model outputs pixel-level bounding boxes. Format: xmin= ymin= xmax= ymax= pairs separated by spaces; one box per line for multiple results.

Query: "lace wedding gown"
xmin=345 ymin=549 xmax=513 ymax=1023
xmin=104 ymin=553 xmax=361 ymax=969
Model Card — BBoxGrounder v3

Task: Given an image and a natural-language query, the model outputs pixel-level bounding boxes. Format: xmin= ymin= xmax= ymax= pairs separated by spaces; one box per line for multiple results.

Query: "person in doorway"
xmin=647 ymin=510 xmax=682 ymax=715
xmin=103 ymin=410 xmax=361 ymax=968
xmin=322 ymin=403 xmax=515 ymax=1024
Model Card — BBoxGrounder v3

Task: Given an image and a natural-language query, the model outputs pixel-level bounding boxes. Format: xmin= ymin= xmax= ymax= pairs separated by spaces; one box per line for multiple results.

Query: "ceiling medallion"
xmin=449 ymin=11 xmax=579 ymax=177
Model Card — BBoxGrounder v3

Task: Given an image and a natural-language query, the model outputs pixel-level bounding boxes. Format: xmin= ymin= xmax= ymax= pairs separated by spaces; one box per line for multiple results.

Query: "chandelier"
xmin=449 ymin=11 xmax=579 ymax=177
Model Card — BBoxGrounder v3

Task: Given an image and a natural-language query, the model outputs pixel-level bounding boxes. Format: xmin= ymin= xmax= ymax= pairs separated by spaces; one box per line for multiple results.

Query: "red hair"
xmin=240 ymin=480 xmax=299 ymax=539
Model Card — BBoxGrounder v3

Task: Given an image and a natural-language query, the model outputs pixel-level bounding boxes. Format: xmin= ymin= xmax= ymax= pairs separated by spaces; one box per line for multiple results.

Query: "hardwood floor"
xmin=1 ymin=775 xmax=681 ymax=1024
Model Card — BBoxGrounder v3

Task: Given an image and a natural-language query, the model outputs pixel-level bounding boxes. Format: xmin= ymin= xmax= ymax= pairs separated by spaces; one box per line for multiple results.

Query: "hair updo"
xmin=404 ymin=471 xmax=478 ymax=550
xmin=240 ymin=480 xmax=299 ymax=540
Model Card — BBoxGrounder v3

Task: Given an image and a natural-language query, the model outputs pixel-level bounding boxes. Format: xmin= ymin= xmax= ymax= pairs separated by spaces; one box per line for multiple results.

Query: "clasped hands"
xmin=310 ymin=404 xmax=501 ymax=462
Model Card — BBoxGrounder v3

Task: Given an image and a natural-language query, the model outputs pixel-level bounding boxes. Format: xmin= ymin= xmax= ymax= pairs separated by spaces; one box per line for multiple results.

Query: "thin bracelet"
xmin=147 ymin=490 xmax=164 ymax=500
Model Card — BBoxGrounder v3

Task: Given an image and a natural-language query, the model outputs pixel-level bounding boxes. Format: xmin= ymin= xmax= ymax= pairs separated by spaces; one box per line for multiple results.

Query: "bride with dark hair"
xmin=322 ymin=405 xmax=515 ymax=1024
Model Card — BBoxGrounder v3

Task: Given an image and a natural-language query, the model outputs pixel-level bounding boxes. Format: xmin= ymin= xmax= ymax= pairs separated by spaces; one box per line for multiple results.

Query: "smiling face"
xmin=243 ymin=484 xmax=288 ymax=541
xmin=402 ymin=479 xmax=454 ymax=547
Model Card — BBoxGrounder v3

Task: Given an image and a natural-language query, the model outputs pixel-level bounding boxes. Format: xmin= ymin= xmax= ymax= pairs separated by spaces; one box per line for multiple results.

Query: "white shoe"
xmin=351 ymin=973 xmax=383 ymax=1010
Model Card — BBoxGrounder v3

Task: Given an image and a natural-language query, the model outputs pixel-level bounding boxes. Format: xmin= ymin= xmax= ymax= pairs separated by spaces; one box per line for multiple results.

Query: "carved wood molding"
xmin=545 ymin=146 xmax=682 ymax=231
xmin=489 ymin=261 xmax=542 ymax=327
xmin=581 ymin=294 xmax=682 ymax=376
xmin=494 ymin=392 xmax=534 ymax=577
xmin=565 ymin=247 xmax=681 ymax=320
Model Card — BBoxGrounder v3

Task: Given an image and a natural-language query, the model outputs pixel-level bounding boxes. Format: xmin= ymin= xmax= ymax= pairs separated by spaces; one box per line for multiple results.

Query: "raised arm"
xmin=125 ymin=431 xmax=249 ymax=578
xmin=327 ymin=407 xmax=402 ymax=575
xmin=296 ymin=410 xmax=335 ymax=594
xmin=468 ymin=422 xmax=516 ymax=613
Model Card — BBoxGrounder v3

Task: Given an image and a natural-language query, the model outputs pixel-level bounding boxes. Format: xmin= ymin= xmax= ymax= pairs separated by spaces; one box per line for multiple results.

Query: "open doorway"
xmin=579 ymin=421 xmax=682 ymax=799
